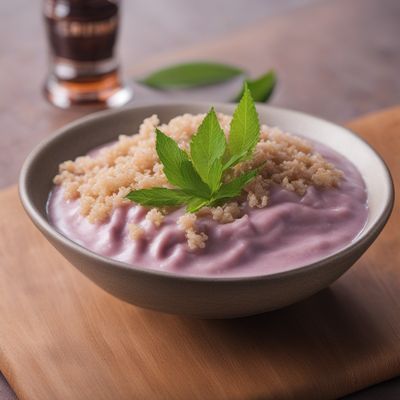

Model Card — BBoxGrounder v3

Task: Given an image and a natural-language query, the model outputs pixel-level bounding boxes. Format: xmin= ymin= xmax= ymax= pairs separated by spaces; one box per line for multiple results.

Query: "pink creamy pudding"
xmin=48 ymin=138 xmax=368 ymax=277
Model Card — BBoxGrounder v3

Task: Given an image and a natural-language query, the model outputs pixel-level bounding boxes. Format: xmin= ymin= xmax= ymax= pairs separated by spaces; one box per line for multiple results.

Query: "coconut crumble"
xmin=128 ymin=223 xmax=144 ymax=240
xmin=53 ymin=113 xmax=343 ymax=250
xmin=177 ymin=213 xmax=208 ymax=250
xmin=145 ymin=208 xmax=164 ymax=227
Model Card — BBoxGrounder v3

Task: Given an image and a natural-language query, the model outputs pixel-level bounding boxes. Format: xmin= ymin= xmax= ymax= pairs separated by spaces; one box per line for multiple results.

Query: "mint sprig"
xmin=126 ymin=84 xmax=260 ymax=213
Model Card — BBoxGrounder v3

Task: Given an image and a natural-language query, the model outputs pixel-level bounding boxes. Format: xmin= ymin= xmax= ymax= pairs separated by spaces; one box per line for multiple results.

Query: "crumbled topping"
xmin=186 ymin=229 xmax=208 ymax=250
xmin=145 ymin=208 xmax=164 ymax=227
xmin=177 ymin=213 xmax=208 ymax=250
xmin=198 ymin=202 xmax=243 ymax=223
xmin=128 ymin=223 xmax=144 ymax=240
xmin=177 ymin=213 xmax=197 ymax=231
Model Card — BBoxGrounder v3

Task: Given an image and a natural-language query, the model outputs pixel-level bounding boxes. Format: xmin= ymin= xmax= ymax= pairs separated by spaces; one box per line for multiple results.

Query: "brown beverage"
xmin=43 ymin=0 xmax=132 ymax=108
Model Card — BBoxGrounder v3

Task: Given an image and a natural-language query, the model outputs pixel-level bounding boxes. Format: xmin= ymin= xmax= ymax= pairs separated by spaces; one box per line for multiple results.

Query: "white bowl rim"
xmin=19 ymin=101 xmax=395 ymax=283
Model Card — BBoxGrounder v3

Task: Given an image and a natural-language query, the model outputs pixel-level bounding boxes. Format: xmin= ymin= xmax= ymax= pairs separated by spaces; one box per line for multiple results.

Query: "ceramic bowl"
xmin=19 ymin=103 xmax=394 ymax=318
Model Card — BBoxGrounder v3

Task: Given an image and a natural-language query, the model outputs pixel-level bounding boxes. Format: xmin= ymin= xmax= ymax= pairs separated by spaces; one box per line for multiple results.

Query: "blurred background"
xmin=1 ymin=0 xmax=399 ymax=189
xmin=0 ymin=1 xmax=400 ymax=399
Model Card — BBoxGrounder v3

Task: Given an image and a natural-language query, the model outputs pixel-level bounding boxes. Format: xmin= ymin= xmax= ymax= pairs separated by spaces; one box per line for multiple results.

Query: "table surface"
xmin=1 ymin=107 xmax=400 ymax=399
xmin=1 ymin=0 xmax=399 ymax=398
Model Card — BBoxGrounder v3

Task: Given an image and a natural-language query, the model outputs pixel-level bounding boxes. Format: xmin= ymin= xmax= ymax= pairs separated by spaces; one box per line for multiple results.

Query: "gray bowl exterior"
xmin=37 ymin=227 xmax=370 ymax=318
xmin=19 ymin=103 xmax=394 ymax=318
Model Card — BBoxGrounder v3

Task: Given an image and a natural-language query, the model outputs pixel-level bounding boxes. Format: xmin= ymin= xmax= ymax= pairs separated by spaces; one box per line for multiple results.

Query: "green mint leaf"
xmin=190 ymin=108 xmax=226 ymax=191
xmin=234 ymin=70 xmax=277 ymax=103
xmin=208 ymin=159 xmax=223 ymax=193
xmin=156 ymin=129 xmax=211 ymax=198
xmin=222 ymin=151 xmax=247 ymax=172
xmin=225 ymin=83 xmax=260 ymax=168
xmin=212 ymin=169 xmax=258 ymax=202
xmin=140 ymin=62 xmax=243 ymax=90
xmin=186 ymin=197 xmax=210 ymax=213
xmin=125 ymin=188 xmax=192 ymax=207
xmin=179 ymin=160 xmax=211 ymax=198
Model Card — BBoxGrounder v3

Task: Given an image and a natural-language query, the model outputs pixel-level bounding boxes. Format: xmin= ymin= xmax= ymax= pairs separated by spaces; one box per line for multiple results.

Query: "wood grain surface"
xmin=0 ymin=106 xmax=399 ymax=400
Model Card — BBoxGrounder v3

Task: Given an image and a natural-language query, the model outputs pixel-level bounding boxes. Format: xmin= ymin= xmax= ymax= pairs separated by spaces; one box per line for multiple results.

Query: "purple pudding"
xmin=48 ymin=113 xmax=368 ymax=277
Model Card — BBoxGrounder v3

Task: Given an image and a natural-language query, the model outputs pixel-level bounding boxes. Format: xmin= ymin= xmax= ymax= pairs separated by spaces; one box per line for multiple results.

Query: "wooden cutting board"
xmin=0 ymin=107 xmax=399 ymax=400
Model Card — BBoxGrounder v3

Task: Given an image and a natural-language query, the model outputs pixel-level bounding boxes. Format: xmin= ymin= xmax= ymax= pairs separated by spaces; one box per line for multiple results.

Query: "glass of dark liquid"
xmin=43 ymin=0 xmax=132 ymax=108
